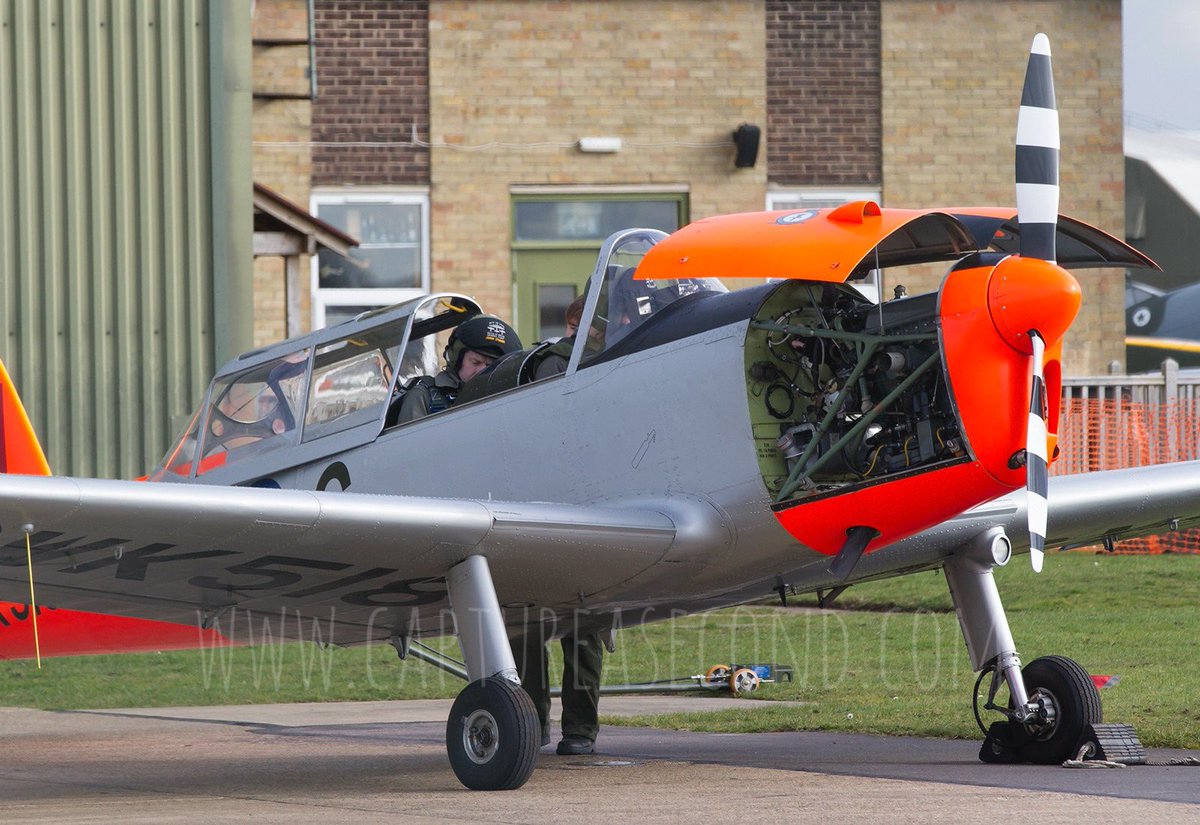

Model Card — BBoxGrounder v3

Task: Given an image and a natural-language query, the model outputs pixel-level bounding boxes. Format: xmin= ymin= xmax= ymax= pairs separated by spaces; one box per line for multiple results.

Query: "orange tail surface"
xmin=0 ymin=358 xmax=51 ymax=476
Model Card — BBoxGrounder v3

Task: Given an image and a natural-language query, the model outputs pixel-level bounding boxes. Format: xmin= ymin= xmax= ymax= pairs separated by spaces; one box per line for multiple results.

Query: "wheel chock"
xmin=979 ymin=721 xmax=1020 ymax=764
xmin=1073 ymin=723 xmax=1147 ymax=766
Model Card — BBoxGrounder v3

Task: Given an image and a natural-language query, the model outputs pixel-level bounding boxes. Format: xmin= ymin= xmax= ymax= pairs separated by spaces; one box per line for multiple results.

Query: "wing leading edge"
xmin=831 ymin=461 xmax=1200 ymax=590
xmin=920 ymin=460 xmax=1200 ymax=554
xmin=0 ymin=476 xmax=677 ymax=643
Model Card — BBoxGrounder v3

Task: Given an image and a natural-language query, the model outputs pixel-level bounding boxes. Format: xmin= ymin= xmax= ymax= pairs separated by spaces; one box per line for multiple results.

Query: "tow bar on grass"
xmin=393 ymin=639 xmax=793 ymax=697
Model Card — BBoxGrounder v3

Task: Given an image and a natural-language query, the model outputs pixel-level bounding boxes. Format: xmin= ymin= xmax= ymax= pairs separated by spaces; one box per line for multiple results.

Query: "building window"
xmin=513 ymin=198 xmax=685 ymax=243
xmin=766 ymin=187 xmax=881 ymax=212
xmin=310 ymin=190 xmax=430 ymax=328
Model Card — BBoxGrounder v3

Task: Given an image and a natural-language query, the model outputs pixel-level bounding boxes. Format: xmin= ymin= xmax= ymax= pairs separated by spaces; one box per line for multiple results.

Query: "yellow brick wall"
xmin=252 ymin=0 xmax=313 ymax=344
xmin=428 ymin=0 xmax=767 ymax=316
xmin=252 ymin=257 xmax=288 ymax=347
xmin=881 ymin=0 xmax=1125 ymax=374
xmin=249 ymin=0 xmax=1129 ymax=372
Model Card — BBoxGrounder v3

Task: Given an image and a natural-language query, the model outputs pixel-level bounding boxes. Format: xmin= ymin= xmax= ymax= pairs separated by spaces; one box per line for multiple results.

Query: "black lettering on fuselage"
xmin=0 ymin=534 xmax=129 ymax=567
xmin=64 ymin=543 xmax=237 ymax=581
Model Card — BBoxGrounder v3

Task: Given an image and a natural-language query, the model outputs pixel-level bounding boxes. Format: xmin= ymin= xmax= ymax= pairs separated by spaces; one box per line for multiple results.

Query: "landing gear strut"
xmin=945 ymin=529 xmax=1101 ymax=764
xmin=444 ymin=555 xmax=539 ymax=790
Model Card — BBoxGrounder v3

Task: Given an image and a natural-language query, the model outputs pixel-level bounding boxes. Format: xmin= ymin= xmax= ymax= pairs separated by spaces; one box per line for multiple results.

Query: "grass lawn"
xmin=604 ymin=552 xmax=1200 ymax=749
xmin=0 ymin=553 xmax=1195 ymax=749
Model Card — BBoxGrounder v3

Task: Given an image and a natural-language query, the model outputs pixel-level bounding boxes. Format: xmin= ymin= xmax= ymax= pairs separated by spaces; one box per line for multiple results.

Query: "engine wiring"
xmin=754 ymin=284 xmax=963 ymax=495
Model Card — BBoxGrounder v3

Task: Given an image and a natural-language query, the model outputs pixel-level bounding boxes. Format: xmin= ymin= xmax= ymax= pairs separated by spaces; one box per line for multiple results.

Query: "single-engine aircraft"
xmin=0 ymin=35 xmax=1195 ymax=790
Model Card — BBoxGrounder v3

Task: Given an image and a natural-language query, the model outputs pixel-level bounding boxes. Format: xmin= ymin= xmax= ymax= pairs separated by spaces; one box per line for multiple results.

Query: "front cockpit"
xmin=457 ymin=229 xmax=731 ymax=402
xmin=577 ymin=229 xmax=728 ymax=357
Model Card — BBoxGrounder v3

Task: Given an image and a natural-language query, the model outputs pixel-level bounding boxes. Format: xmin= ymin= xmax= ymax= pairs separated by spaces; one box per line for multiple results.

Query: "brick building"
xmin=252 ymin=0 xmax=1126 ymax=374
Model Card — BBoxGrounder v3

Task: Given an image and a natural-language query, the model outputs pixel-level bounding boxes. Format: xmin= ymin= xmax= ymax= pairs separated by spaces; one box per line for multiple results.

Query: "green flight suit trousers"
xmin=514 ymin=629 xmax=604 ymax=742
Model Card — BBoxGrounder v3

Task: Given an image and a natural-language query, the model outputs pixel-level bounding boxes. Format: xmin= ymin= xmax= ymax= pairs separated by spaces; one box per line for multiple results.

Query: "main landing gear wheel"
xmin=446 ymin=676 xmax=540 ymax=791
xmin=1016 ymin=655 xmax=1103 ymax=764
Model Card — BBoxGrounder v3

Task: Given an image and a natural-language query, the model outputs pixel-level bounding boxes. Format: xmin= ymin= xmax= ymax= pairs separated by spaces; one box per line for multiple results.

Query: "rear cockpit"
xmin=150 ymin=294 xmax=480 ymax=482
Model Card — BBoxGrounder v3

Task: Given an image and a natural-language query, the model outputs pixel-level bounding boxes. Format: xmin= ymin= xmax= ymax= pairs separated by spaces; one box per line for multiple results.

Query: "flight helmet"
xmin=444 ymin=314 xmax=523 ymax=374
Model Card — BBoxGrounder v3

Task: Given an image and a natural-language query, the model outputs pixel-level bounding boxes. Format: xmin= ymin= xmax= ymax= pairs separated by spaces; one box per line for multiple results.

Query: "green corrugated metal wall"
xmin=0 ymin=0 xmax=251 ymax=478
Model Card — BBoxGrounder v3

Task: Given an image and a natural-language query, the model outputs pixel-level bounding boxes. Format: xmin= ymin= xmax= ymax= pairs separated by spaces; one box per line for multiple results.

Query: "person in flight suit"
xmin=527 ymin=266 xmax=652 ymax=382
xmin=513 ymin=293 xmax=606 ymax=755
xmin=515 ymin=616 xmax=606 ymax=755
xmin=519 ymin=270 xmax=707 ymax=753
xmin=393 ymin=314 xmax=522 ymax=423
xmin=527 ymin=294 xmax=585 ymax=381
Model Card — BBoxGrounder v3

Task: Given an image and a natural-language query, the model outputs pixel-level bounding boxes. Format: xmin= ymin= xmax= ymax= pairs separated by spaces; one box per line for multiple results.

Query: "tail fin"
xmin=0 ymin=358 xmax=51 ymax=475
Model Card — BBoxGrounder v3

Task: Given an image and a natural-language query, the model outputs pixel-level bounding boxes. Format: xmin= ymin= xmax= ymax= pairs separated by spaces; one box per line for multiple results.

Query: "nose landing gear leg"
xmin=445 ymin=555 xmax=539 ymax=790
xmin=944 ymin=530 xmax=1101 ymax=764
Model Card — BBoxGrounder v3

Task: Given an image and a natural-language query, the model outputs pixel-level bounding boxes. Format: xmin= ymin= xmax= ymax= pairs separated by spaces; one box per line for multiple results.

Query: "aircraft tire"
xmin=446 ymin=676 xmax=539 ymax=791
xmin=1016 ymin=655 xmax=1102 ymax=764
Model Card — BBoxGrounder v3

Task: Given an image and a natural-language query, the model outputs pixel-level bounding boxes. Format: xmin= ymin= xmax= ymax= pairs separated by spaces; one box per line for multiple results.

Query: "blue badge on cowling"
xmin=776 ymin=210 xmax=817 ymax=226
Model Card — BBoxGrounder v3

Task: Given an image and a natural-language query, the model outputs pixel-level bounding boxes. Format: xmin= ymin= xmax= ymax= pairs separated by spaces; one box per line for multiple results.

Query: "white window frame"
xmin=765 ymin=186 xmax=881 ymax=212
xmin=766 ymin=187 xmax=883 ymax=302
xmin=310 ymin=189 xmax=431 ymax=329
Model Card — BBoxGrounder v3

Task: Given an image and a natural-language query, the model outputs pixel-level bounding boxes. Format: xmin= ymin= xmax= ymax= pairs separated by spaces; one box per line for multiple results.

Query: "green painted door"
xmin=511 ymin=193 xmax=688 ymax=344
xmin=513 ymin=246 xmax=594 ymax=344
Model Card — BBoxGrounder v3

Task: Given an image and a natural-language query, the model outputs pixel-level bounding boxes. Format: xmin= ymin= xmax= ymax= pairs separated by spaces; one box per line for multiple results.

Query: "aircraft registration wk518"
xmin=0 ymin=35 xmax=1194 ymax=790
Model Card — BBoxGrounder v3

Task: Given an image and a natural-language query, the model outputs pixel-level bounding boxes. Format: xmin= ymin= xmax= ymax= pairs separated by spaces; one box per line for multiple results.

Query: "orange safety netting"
xmin=1053 ymin=398 xmax=1200 ymax=553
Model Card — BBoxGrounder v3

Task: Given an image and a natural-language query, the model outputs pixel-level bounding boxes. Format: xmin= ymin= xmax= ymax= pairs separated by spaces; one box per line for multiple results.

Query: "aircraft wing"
xmin=960 ymin=461 xmax=1197 ymax=549
xmin=697 ymin=462 xmax=1200 ymax=609
xmin=860 ymin=461 xmax=1200 ymax=578
xmin=0 ymin=475 xmax=678 ymax=643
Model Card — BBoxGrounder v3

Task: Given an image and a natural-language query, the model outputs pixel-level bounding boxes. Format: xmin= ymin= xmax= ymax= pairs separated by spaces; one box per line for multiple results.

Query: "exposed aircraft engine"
xmin=746 ymin=281 xmax=966 ymax=501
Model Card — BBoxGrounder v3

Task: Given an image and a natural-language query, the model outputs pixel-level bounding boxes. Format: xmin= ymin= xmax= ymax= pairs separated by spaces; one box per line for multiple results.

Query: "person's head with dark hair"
xmin=564 ymin=294 xmax=586 ymax=336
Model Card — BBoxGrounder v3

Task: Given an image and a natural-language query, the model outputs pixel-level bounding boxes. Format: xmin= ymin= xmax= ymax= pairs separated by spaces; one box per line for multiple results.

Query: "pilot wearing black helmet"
xmin=393 ymin=314 xmax=522 ymax=423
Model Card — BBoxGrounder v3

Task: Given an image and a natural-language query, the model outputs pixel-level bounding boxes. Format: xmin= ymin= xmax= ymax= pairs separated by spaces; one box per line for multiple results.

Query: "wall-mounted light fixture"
xmin=578 ymin=136 xmax=623 ymax=153
xmin=732 ymin=123 xmax=761 ymax=168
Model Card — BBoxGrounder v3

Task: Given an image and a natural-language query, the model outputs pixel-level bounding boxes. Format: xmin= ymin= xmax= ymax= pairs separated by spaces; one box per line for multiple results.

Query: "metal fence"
xmin=1061 ymin=358 xmax=1200 ymax=406
xmin=1055 ymin=358 xmax=1200 ymax=552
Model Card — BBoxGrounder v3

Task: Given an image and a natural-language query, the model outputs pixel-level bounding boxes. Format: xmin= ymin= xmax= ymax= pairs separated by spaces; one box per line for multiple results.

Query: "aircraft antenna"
xmin=22 ymin=524 xmax=41 ymax=668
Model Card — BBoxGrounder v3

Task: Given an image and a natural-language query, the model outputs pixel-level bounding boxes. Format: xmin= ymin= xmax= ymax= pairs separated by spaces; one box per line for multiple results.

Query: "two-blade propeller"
xmin=1015 ymin=33 xmax=1058 ymax=572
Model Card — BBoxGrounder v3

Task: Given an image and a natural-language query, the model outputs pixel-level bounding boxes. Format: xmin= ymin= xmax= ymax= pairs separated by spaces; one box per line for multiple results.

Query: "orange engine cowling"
xmin=771 ymin=253 xmax=1080 ymax=560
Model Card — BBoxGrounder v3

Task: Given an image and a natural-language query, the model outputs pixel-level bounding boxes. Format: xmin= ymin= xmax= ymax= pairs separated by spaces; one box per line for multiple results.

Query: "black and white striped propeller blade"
xmin=1016 ymin=32 xmax=1059 ymax=264
xmin=1026 ymin=331 xmax=1049 ymax=572
xmin=1016 ymin=33 xmax=1058 ymax=572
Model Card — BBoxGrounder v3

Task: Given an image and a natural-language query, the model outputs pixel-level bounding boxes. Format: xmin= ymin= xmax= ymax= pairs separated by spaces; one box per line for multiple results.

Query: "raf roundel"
xmin=776 ymin=210 xmax=817 ymax=226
